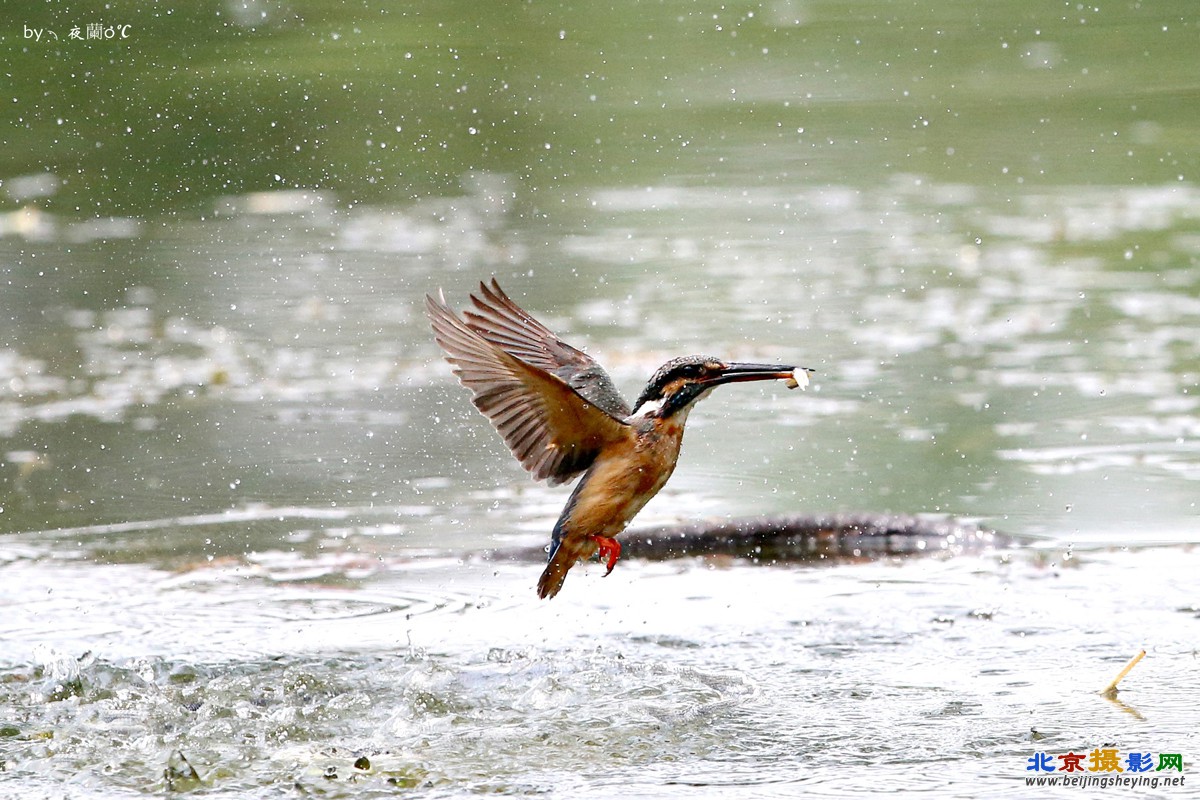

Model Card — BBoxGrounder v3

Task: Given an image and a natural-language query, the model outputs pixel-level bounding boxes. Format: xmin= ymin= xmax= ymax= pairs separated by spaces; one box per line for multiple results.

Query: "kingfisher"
xmin=425 ymin=279 xmax=809 ymax=599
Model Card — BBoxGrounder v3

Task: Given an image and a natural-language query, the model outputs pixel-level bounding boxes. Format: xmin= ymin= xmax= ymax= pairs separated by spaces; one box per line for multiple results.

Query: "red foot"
xmin=591 ymin=535 xmax=622 ymax=576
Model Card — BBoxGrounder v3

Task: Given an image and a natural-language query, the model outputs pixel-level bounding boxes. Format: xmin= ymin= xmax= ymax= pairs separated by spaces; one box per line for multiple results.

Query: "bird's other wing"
xmin=461 ymin=279 xmax=632 ymax=419
xmin=426 ymin=291 xmax=631 ymax=486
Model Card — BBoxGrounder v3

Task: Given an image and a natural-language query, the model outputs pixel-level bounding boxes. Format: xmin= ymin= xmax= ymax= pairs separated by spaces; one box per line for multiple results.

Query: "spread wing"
xmin=461 ymin=278 xmax=631 ymax=419
xmin=425 ymin=285 xmax=631 ymax=486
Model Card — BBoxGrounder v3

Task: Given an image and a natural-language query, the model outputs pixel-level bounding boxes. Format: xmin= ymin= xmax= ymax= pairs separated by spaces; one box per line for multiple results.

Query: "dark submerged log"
xmin=622 ymin=513 xmax=1009 ymax=563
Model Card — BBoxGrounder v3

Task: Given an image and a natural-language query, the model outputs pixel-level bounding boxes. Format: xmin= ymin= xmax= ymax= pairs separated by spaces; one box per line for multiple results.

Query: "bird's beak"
xmin=704 ymin=362 xmax=811 ymax=387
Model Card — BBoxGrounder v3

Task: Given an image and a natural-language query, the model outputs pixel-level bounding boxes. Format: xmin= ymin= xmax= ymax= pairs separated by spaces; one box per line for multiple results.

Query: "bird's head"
xmin=631 ymin=355 xmax=803 ymax=419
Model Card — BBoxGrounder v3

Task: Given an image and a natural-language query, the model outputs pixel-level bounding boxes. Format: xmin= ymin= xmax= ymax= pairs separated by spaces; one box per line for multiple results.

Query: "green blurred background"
xmin=5 ymin=0 xmax=1197 ymax=216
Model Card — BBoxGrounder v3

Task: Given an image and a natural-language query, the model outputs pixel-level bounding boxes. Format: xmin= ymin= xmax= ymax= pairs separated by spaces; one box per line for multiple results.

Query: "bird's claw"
xmin=591 ymin=535 xmax=622 ymax=576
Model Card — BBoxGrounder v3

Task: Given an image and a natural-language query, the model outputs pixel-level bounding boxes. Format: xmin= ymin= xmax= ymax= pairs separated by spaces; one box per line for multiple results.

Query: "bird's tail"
xmin=536 ymin=539 xmax=589 ymax=599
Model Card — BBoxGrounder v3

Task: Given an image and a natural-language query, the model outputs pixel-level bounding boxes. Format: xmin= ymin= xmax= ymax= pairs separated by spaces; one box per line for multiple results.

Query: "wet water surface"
xmin=2 ymin=544 xmax=1197 ymax=798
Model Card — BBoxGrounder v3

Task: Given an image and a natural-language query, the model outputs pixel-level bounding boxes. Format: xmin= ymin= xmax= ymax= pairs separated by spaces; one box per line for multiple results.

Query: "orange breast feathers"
xmin=558 ymin=420 xmax=686 ymax=540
